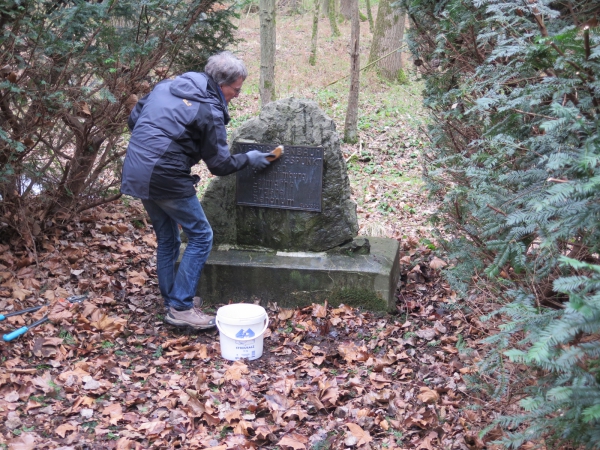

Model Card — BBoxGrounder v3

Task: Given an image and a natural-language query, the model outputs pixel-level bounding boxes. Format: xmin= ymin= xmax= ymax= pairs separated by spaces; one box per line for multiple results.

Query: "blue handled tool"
xmin=2 ymin=294 xmax=88 ymax=342
xmin=3 ymin=316 xmax=50 ymax=341
xmin=0 ymin=305 xmax=44 ymax=321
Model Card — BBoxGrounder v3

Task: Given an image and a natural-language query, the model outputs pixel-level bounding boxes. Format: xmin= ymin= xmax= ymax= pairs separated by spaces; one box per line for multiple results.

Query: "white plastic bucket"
xmin=216 ymin=303 xmax=269 ymax=361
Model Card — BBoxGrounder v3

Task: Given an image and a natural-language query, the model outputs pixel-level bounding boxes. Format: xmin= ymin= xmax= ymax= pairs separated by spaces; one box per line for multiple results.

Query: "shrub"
xmin=0 ymin=0 xmax=237 ymax=241
xmin=401 ymin=0 xmax=600 ymax=447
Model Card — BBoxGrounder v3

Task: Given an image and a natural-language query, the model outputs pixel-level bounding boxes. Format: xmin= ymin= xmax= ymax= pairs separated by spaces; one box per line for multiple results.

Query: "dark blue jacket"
xmin=121 ymin=72 xmax=249 ymax=200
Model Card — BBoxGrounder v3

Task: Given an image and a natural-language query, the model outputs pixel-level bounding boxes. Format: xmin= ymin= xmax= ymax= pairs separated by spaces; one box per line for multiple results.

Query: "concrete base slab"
xmin=192 ymin=236 xmax=400 ymax=311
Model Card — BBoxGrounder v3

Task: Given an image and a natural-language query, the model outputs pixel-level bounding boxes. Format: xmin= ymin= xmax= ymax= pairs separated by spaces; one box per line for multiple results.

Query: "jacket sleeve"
xmin=197 ymin=103 xmax=250 ymax=176
xmin=127 ymin=93 xmax=150 ymax=131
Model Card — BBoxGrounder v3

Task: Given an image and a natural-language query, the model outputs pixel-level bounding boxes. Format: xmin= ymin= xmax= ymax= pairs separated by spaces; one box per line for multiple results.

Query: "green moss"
xmin=289 ymin=270 xmax=320 ymax=290
xmin=275 ymin=287 xmax=388 ymax=311
xmin=329 ymin=288 xmax=387 ymax=311
xmin=396 ymin=69 xmax=409 ymax=85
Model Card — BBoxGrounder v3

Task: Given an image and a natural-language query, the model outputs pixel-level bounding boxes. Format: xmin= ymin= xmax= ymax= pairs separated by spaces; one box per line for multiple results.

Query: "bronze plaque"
xmin=236 ymin=143 xmax=323 ymax=212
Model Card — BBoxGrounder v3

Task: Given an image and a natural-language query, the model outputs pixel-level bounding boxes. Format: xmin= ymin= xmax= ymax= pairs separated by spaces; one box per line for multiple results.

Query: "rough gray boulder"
xmin=201 ymin=97 xmax=358 ymax=252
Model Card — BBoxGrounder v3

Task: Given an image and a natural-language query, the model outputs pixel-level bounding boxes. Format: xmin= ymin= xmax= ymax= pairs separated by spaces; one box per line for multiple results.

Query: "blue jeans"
xmin=141 ymin=196 xmax=213 ymax=311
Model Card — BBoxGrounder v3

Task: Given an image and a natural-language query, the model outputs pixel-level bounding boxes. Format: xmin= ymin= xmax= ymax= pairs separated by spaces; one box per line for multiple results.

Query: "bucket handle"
xmin=216 ymin=316 xmax=270 ymax=342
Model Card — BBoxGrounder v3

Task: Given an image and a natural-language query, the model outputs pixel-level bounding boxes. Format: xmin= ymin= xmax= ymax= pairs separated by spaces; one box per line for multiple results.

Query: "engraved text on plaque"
xmin=235 ymin=143 xmax=323 ymax=212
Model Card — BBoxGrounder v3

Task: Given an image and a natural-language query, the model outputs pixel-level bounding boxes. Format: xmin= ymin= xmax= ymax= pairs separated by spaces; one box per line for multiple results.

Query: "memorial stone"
xmin=197 ymin=98 xmax=400 ymax=310
xmin=202 ymin=98 xmax=358 ymax=252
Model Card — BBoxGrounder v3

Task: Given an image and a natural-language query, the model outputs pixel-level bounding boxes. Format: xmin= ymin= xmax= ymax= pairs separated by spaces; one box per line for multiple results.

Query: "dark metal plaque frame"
xmin=235 ymin=143 xmax=323 ymax=212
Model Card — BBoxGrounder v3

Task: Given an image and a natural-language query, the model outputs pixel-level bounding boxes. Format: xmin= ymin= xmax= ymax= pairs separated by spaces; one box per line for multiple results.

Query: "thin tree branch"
xmin=512 ymin=109 xmax=557 ymax=120
xmin=325 ymin=44 xmax=407 ymax=87
xmin=76 ymin=193 xmax=122 ymax=213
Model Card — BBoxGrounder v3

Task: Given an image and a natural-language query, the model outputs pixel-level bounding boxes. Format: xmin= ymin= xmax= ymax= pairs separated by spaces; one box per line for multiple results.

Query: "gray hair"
xmin=205 ymin=51 xmax=248 ymax=86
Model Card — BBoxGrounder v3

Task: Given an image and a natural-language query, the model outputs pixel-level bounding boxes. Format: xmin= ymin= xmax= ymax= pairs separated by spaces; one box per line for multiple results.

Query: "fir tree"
xmin=401 ymin=0 xmax=600 ymax=446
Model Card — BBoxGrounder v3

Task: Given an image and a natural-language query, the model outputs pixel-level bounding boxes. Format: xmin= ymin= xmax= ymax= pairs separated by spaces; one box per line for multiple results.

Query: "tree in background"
xmin=340 ymin=0 xmax=351 ymax=20
xmin=320 ymin=0 xmax=329 ymax=17
xmin=365 ymin=0 xmax=374 ymax=31
xmin=309 ymin=0 xmax=321 ymax=66
xmin=259 ymin=0 xmax=276 ymax=106
xmin=402 ymin=0 xmax=600 ymax=446
xmin=0 ymin=0 xmax=237 ymax=246
xmin=369 ymin=0 xmax=406 ymax=81
xmin=328 ymin=0 xmax=340 ymax=37
xmin=343 ymin=0 xmax=360 ymax=143
xmin=286 ymin=0 xmax=301 ymax=15
xmin=340 ymin=0 xmax=367 ymax=24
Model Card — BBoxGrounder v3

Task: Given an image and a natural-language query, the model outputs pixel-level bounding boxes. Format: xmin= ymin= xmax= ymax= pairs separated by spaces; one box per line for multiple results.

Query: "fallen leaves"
xmin=311 ymin=301 xmax=327 ymax=318
xmin=4 ymin=391 xmax=19 ymax=403
xmin=30 ymin=372 xmax=55 ymax=394
xmin=338 ymin=342 xmax=370 ymax=363
xmin=345 ymin=422 xmax=373 ymax=446
xmin=264 ymin=393 xmax=292 ymax=412
xmin=416 ymin=328 xmax=437 ymax=340
xmin=7 ymin=432 xmax=36 ymax=450
xmin=138 ymin=420 xmax=166 ymax=436
xmin=55 ymin=422 xmax=78 ymax=438
xmin=102 ymin=403 xmax=124 ymax=423
xmin=429 ymin=256 xmax=448 ymax=270
xmin=82 ymin=376 xmax=102 ymax=390
xmin=368 ymin=371 xmax=391 ymax=388
xmin=89 ymin=313 xmax=127 ymax=333
xmin=47 ymin=299 xmax=75 ymax=322
xmin=62 ymin=246 xmax=83 ymax=264
xmin=417 ymin=386 xmax=440 ymax=404
xmin=9 ymin=283 xmax=31 ymax=301
xmin=318 ymin=377 xmax=339 ymax=407
xmin=0 ymin=199 xmax=494 ymax=450
xmin=224 ymin=360 xmax=249 ymax=381
xmin=278 ymin=433 xmax=308 ymax=449
xmin=418 ymin=430 xmax=440 ymax=450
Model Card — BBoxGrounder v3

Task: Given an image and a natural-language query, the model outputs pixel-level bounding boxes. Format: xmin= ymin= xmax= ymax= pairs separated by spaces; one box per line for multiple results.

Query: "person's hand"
xmin=246 ymin=150 xmax=271 ymax=170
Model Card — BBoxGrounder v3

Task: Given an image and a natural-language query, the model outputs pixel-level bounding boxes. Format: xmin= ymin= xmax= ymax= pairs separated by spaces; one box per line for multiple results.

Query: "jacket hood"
xmin=169 ymin=72 xmax=229 ymax=124
xmin=170 ymin=72 xmax=213 ymax=102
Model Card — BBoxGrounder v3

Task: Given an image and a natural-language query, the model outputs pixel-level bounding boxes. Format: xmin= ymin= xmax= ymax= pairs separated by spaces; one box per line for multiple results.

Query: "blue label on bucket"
xmin=235 ymin=328 xmax=256 ymax=338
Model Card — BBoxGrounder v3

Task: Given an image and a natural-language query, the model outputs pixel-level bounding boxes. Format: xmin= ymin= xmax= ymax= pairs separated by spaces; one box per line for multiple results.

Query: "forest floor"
xmin=0 ymin=8 xmax=516 ymax=450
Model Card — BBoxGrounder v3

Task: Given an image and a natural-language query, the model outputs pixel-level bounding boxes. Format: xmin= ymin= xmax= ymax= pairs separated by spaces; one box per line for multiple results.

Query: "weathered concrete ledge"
xmin=190 ymin=237 xmax=400 ymax=311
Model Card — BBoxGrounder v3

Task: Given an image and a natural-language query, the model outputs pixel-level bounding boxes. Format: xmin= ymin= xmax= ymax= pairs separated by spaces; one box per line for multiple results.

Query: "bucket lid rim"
xmin=216 ymin=304 xmax=267 ymax=320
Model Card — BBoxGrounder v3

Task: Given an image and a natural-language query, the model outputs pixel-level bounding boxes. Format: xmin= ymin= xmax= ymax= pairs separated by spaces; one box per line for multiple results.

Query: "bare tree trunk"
xmin=365 ymin=0 xmax=374 ymax=32
xmin=343 ymin=0 xmax=360 ymax=144
xmin=368 ymin=0 xmax=406 ymax=81
xmin=259 ymin=0 xmax=277 ymax=106
xmin=340 ymin=0 xmax=351 ymax=20
xmin=289 ymin=0 xmax=299 ymax=14
xmin=321 ymin=0 xmax=329 ymax=17
xmin=328 ymin=0 xmax=340 ymax=37
xmin=309 ymin=0 xmax=321 ymax=66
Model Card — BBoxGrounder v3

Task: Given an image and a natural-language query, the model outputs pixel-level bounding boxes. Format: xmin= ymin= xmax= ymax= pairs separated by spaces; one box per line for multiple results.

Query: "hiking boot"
xmin=164 ymin=307 xmax=215 ymax=329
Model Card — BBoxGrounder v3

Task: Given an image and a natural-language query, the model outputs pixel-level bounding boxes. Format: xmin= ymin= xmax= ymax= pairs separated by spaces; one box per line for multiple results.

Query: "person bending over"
xmin=121 ymin=51 xmax=270 ymax=329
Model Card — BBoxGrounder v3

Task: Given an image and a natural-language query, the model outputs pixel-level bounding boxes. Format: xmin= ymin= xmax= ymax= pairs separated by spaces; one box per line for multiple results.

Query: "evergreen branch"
xmin=511 ymin=109 xmax=557 ymax=120
xmin=487 ymin=203 xmax=508 ymax=216
xmin=402 ymin=0 xmax=600 ymax=445
xmin=547 ymin=41 xmax=595 ymax=83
